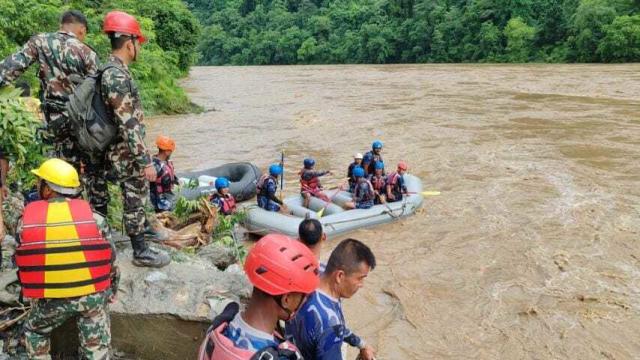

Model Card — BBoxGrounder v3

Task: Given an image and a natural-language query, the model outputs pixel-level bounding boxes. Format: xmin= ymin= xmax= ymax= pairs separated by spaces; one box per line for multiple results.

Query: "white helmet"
xmin=354 ymin=153 xmax=363 ymax=160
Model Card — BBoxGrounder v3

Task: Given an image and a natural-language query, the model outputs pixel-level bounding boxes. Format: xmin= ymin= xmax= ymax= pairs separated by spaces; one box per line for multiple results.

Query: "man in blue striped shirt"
xmin=286 ymin=238 xmax=377 ymax=360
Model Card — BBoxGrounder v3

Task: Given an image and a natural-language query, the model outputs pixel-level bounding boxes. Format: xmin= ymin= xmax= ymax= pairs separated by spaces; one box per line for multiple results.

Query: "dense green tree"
xmin=504 ymin=17 xmax=537 ymax=61
xmin=188 ymin=0 xmax=638 ymax=64
xmin=597 ymin=14 xmax=640 ymax=61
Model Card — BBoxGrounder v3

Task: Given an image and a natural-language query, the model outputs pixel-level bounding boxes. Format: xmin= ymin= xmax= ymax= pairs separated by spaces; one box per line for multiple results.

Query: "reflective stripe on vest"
xmin=16 ymin=199 xmax=112 ymax=299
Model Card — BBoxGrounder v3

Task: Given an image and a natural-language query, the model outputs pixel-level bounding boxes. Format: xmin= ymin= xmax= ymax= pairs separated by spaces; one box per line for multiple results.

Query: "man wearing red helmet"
xmin=98 ymin=11 xmax=169 ymax=267
xmin=198 ymin=233 xmax=319 ymax=359
xmin=386 ymin=161 xmax=409 ymax=203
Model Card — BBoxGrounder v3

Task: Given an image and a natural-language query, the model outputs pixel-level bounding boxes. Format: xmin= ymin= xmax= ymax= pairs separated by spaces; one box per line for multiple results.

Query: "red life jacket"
xmin=198 ymin=322 xmax=301 ymax=360
xmin=256 ymin=174 xmax=270 ymax=196
xmin=370 ymin=175 xmax=386 ymax=192
xmin=299 ymin=168 xmax=321 ymax=193
xmin=387 ymin=172 xmax=400 ymax=186
xmin=15 ymin=199 xmax=113 ymax=299
xmin=213 ymin=194 xmax=237 ymax=215
xmin=155 ymin=159 xmax=176 ymax=195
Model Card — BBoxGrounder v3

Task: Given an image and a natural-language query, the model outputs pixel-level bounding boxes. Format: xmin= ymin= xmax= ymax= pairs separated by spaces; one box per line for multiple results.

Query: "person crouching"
xmin=210 ymin=177 xmax=237 ymax=216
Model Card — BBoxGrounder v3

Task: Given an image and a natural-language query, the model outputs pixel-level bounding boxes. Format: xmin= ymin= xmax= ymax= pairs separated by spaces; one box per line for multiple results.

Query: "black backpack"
xmin=67 ymin=65 xmax=120 ymax=155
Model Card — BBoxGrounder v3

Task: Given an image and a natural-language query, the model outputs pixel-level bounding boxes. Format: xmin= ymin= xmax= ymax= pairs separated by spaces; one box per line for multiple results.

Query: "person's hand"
xmin=281 ymin=204 xmax=289 ymax=213
xmin=388 ymin=193 xmax=395 ymax=201
xmin=359 ymin=345 xmax=376 ymax=360
xmin=143 ymin=165 xmax=157 ymax=182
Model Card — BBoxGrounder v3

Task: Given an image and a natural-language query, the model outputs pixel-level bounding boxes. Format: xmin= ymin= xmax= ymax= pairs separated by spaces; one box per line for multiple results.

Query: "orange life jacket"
xmin=15 ymin=199 xmax=113 ymax=299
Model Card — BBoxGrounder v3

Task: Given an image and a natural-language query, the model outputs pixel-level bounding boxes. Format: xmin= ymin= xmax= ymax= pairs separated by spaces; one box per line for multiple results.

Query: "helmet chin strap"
xmin=132 ymin=37 xmax=138 ymax=62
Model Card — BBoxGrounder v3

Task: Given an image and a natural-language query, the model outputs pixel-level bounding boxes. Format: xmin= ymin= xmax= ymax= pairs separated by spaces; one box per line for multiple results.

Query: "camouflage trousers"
xmin=119 ymin=175 xmax=150 ymax=237
xmin=45 ymin=112 xmax=110 ymax=213
xmin=23 ymin=291 xmax=111 ymax=360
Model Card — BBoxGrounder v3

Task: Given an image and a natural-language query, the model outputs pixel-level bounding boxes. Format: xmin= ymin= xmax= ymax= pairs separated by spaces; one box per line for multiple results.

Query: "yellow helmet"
xmin=31 ymin=159 xmax=81 ymax=195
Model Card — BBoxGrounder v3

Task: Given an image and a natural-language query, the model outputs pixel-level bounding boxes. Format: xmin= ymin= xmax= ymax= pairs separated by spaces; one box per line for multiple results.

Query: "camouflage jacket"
xmin=101 ymin=55 xmax=151 ymax=177
xmin=0 ymin=31 xmax=99 ymax=111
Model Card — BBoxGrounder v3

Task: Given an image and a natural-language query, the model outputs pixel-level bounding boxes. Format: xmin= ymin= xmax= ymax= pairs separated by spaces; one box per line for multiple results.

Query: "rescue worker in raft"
xmin=347 ymin=153 xmax=363 ymax=192
xmin=198 ymin=233 xmax=319 ymax=360
xmin=14 ymin=158 xmax=117 ymax=359
xmin=285 ymin=238 xmax=377 ymax=360
xmin=150 ymin=135 xmax=179 ymax=213
xmin=299 ymin=157 xmax=331 ymax=209
xmin=210 ymin=177 xmax=237 ymax=216
xmin=256 ymin=164 xmax=288 ymax=213
xmin=386 ymin=161 xmax=409 ymax=203
xmin=361 ymin=140 xmax=384 ymax=176
xmin=369 ymin=161 xmax=387 ymax=205
xmin=344 ymin=166 xmax=375 ymax=210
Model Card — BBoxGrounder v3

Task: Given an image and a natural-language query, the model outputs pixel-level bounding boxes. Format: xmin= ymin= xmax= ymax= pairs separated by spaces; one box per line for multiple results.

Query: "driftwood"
xmin=152 ymin=199 xmax=219 ymax=250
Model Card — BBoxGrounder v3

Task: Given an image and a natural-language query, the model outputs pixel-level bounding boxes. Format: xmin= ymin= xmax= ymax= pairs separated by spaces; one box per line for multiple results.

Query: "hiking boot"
xmin=130 ymin=233 xmax=170 ymax=268
xmin=132 ymin=247 xmax=171 ymax=268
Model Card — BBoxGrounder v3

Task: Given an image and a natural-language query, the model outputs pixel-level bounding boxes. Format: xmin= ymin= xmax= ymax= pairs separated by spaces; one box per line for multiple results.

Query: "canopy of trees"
xmin=0 ymin=0 xmax=201 ymax=114
xmin=186 ymin=0 xmax=640 ymax=65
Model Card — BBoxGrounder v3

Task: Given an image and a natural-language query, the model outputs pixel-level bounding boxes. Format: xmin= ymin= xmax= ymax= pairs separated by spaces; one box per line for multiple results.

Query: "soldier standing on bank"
xmin=0 ymin=10 xmax=109 ymax=220
xmin=99 ymin=11 xmax=170 ymax=267
xmin=14 ymin=159 xmax=116 ymax=359
xmin=0 ymin=10 xmax=99 ymax=169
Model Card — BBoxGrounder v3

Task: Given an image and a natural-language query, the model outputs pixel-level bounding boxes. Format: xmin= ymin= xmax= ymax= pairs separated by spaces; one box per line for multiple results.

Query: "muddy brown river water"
xmin=146 ymin=64 xmax=640 ymax=359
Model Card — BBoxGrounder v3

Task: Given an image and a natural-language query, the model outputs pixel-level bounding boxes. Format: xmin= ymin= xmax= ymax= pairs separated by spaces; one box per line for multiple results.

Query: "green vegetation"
xmin=0 ymin=0 xmax=201 ymax=114
xmin=187 ymin=0 xmax=640 ymax=64
xmin=0 ymin=87 xmax=48 ymax=188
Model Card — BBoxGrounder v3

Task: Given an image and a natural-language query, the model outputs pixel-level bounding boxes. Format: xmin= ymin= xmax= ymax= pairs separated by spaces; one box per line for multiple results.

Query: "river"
xmin=146 ymin=64 xmax=640 ymax=359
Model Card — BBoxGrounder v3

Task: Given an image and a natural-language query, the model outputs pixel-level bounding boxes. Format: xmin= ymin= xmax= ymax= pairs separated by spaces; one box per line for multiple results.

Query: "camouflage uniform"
xmin=0 ymin=31 xmax=99 ymax=168
xmin=16 ymin=205 xmax=115 ymax=360
xmin=0 ymin=31 xmax=109 ymax=216
xmin=100 ymin=55 xmax=152 ymax=238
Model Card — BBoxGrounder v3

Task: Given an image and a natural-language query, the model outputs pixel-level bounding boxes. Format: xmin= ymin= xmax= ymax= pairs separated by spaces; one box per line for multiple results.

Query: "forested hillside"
xmin=0 ymin=0 xmax=201 ymax=114
xmin=186 ymin=0 xmax=640 ymax=65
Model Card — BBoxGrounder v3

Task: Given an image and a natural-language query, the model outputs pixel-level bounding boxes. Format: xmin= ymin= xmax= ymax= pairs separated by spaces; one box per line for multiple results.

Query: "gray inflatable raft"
xmin=177 ymin=162 xmax=261 ymax=202
xmin=242 ymin=174 xmax=423 ymax=238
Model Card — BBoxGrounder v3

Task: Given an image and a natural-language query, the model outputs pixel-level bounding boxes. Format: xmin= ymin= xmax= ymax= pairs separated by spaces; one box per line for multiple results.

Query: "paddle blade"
xmin=421 ymin=191 xmax=441 ymax=196
xmin=316 ymin=208 xmax=325 ymax=217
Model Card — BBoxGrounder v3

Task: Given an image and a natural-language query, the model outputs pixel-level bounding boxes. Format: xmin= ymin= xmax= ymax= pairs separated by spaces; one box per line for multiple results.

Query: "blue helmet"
xmin=215 ymin=177 xmax=230 ymax=190
xmin=303 ymin=158 xmax=315 ymax=169
xmin=353 ymin=166 xmax=365 ymax=178
xmin=374 ymin=161 xmax=385 ymax=170
xmin=372 ymin=140 xmax=383 ymax=150
xmin=269 ymin=164 xmax=283 ymax=176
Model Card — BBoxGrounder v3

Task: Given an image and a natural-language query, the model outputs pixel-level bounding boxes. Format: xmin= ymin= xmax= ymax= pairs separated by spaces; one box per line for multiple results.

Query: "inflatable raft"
xmin=242 ymin=174 xmax=423 ymax=238
xmin=177 ymin=162 xmax=261 ymax=202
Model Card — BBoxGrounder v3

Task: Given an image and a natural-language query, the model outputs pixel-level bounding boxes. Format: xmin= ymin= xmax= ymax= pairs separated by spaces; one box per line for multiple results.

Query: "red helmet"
xmin=245 ymin=233 xmax=319 ymax=296
xmin=397 ymin=161 xmax=408 ymax=171
xmin=103 ymin=11 xmax=146 ymax=43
